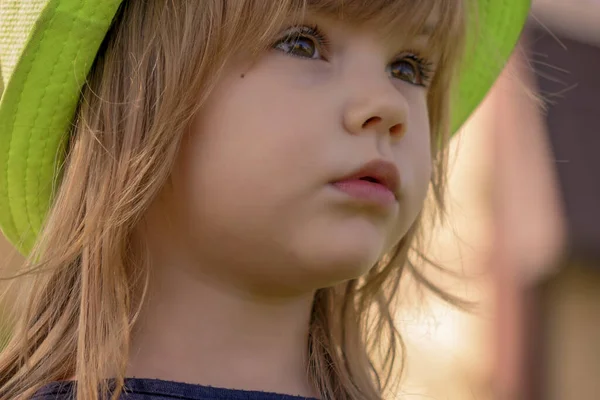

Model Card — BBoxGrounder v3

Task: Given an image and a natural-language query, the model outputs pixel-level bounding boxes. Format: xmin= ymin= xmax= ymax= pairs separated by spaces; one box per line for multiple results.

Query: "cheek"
xmin=386 ymin=103 xmax=432 ymax=248
xmin=176 ymin=67 xmax=330 ymax=231
xmin=403 ymin=96 xmax=433 ymax=199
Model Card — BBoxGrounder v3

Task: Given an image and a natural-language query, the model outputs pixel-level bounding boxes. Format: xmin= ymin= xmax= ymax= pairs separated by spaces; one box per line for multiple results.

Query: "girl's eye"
xmin=273 ymin=25 xmax=328 ymax=60
xmin=389 ymin=53 xmax=434 ymax=87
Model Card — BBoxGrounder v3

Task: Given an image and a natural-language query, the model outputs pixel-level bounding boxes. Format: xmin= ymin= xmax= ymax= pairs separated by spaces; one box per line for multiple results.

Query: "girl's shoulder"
xmin=32 ymin=379 xmax=319 ymax=400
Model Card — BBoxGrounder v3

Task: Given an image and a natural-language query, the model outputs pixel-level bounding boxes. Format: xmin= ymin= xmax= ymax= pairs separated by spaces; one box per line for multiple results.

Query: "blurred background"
xmin=1 ymin=0 xmax=599 ymax=399
xmin=398 ymin=0 xmax=600 ymax=398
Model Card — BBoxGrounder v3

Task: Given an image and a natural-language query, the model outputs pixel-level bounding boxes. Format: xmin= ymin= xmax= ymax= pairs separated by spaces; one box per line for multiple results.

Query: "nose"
xmin=342 ymin=81 xmax=409 ymax=138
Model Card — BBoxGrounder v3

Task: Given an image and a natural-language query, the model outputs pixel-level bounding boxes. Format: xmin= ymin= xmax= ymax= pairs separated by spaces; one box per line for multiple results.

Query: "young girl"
xmin=0 ymin=0 xmax=529 ymax=399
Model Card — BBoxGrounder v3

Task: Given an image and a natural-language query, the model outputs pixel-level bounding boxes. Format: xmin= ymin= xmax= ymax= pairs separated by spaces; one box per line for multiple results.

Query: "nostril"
xmin=362 ymin=116 xmax=382 ymax=129
xmin=361 ymin=117 xmax=404 ymax=137
xmin=389 ymin=123 xmax=404 ymax=137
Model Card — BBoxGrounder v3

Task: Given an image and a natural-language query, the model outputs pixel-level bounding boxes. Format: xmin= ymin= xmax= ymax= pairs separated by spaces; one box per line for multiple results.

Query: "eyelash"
xmin=275 ymin=24 xmax=434 ymax=87
xmin=300 ymin=24 xmax=330 ymax=50
xmin=281 ymin=24 xmax=330 ymax=57
xmin=396 ymin=50 xmax=435 ymax=87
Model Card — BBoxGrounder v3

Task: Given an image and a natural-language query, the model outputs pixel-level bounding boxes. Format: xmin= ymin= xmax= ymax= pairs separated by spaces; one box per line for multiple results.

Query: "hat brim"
xmin=452 ymin=0 xmax=531 ymax=132
xmin=0 ymin=0 xmax=530 ymax=254
xmin=0 ymin=0 xmax=124 ymax=253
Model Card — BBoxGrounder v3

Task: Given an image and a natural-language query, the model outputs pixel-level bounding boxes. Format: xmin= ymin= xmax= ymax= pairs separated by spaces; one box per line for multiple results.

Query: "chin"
xmin=297 ymin=229 xmax=387 ymax=286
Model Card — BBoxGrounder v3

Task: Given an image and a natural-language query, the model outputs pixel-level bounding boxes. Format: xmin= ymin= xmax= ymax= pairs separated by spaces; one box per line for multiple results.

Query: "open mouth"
xmin=359 ymin=176 xmax=381 ymax=184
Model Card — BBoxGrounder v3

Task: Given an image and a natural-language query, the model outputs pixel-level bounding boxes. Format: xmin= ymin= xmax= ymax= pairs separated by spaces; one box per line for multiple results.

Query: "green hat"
xmin=0 ymin=0 xmax=530 ymax=255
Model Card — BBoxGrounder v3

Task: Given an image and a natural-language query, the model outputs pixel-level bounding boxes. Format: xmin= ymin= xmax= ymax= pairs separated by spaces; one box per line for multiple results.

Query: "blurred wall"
xmin=533 ymin=0 xmax=600 ymax=46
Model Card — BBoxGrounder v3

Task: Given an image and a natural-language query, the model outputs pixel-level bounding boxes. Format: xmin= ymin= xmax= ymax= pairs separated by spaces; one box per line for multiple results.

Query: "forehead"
xmin=303 ymin=0 xmax=455 ymax=34
xmin=216 ymin=0 xmax=465 ymax=64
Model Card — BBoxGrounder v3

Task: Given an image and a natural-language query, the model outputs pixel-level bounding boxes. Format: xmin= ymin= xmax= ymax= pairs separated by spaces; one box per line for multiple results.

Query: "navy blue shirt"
xmin=32 ymin=379 xmax=319 ymax=400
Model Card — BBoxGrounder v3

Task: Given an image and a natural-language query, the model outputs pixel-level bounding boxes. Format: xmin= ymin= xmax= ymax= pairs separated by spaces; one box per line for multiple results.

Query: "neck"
xmin=128 ymin=263 xmax=318 ymax=398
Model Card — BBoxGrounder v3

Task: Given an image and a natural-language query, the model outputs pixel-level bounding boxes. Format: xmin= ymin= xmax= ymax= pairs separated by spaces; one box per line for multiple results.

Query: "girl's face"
xmin=159 ymin=15 xmax=435 ymax=294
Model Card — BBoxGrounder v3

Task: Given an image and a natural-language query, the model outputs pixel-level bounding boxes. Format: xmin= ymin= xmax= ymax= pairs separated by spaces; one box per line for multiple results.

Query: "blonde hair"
xmin=0 ymin=1 xmax=468 ymax=399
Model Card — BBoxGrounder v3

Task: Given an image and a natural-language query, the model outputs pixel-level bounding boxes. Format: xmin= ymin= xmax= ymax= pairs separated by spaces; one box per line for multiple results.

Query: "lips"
xmin=335 ymin=159 xmax=400 ymax=197
xmin=330 ymin=159 xmax=400 ymax=207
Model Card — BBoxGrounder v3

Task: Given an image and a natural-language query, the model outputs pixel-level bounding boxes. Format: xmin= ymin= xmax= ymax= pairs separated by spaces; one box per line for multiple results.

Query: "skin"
xmin=128 ymin=14 xmax=434 ymax=397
